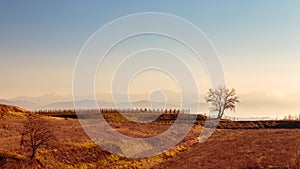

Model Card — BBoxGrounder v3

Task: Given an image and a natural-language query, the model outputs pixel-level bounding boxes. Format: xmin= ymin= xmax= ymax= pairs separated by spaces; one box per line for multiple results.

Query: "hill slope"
xmin=0 ymin=104 xmax=29 ymax=118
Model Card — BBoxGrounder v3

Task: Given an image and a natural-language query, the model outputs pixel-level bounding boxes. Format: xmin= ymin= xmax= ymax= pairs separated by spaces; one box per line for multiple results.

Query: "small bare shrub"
xmin=21 ymin=115 xmax=54 ymax=161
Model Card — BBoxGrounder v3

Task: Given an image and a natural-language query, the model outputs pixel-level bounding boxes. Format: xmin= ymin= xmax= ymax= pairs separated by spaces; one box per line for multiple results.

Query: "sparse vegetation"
xmin=0 ymin=104 xmax=29 ymax=119
xmin=1 ymin=104 xmax=300 ymax=168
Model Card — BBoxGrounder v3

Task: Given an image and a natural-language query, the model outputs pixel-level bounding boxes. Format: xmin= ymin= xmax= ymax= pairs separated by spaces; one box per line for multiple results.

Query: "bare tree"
xmin=205 ymin=85 xmax=239 ymax=119
xmin=22 ymin=115 xmax=53 ymax=161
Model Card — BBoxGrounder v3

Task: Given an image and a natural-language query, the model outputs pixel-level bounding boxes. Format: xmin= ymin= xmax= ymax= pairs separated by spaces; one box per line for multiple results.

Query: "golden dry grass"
xmin=1 ymin=105 xmax=300 ymax=168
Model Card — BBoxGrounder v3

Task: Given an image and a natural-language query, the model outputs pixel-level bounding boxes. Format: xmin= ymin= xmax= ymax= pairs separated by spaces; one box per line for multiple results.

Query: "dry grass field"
xmin=1 ymin=104 xmax=300 ymax=169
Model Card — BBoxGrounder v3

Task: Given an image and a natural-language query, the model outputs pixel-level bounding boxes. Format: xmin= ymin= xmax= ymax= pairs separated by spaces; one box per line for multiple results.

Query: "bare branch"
xmin=22 ymin=115 xmax=54 ymax=161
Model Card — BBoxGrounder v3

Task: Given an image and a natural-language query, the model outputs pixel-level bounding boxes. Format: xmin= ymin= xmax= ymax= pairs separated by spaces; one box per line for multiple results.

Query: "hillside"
xmin=0 ymin=104 xmax=29 ymax=118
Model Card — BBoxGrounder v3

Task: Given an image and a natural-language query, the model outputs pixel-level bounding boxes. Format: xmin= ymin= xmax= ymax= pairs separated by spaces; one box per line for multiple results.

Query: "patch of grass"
xmin=101 ymin=154 xmax=121 ymax=165
xmin=5 ymin=151 xmax=26 ymax=160
xmin=75 ymin=141 xmax=99 ymax=149
xmin=164 ymin=150 xmax=176 ymax=157
xmin=37 ymin=150 xmax=67 ymax=168
xmin=38 ymin=150 xmax=92 ymax=169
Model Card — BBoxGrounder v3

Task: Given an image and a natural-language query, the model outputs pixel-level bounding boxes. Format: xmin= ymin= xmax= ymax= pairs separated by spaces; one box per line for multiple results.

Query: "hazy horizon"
xmin=1 ymin=91 xmax=300 ymax=119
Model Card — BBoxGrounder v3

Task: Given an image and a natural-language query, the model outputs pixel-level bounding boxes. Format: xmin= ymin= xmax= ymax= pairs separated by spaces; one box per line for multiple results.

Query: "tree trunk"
xmin=29 ymin=147 xmax=37 ymax=161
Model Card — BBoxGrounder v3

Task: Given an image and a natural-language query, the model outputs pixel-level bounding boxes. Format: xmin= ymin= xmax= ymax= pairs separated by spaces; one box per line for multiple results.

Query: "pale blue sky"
xmin=1 ymin=0 xmax=300 ymax=98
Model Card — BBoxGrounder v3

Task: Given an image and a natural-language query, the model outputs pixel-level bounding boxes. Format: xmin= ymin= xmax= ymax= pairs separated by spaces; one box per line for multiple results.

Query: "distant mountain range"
xmin=0 ymin=99 xmax=37 ymax=110
xmin=0 ymin=93 xmax=208 ymax=111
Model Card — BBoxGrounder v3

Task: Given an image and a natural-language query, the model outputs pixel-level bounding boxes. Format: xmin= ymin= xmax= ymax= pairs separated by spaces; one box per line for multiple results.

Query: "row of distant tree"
xmin=283 ymin=114 xmax=300 ymax=120
xmin=34 ymin=108 xmax=191 ymax=116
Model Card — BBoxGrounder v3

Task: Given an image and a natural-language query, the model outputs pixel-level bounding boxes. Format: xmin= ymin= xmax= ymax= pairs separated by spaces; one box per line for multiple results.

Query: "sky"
xmin=1 ymin=1 xmax=300 ymax=117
